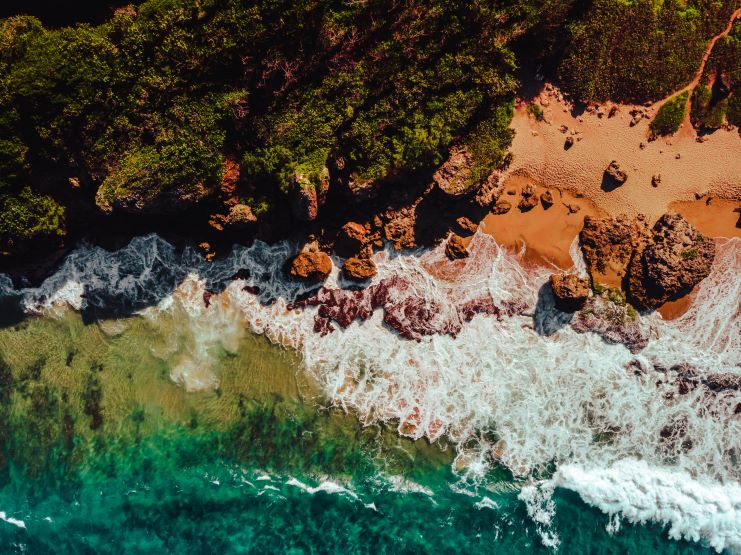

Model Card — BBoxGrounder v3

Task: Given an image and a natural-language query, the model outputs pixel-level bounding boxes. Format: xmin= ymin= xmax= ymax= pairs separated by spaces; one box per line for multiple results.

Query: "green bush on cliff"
xmin=558 ymin=0 xmax=737 ymax=103
xmin=0 ymin=187 xmax=65 ymax=251
xmin=650 ymin=91 xmax=689 ymax=136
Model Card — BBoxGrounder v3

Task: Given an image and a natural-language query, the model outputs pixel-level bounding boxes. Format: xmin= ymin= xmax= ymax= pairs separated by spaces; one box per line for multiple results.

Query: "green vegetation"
xmin=558 ymin=0 xmax=737 ymax=103
xmin=0 ymin=0 xmax=737 ymax=256
xmin=650 ymin=91 xmax=689 ymax=136
xmin=681 ymin=248 xmax=698 ymax=260
xmin=526 ymin=103 xmax=545 ymax=121
xmin=692 ymin=20 xmax=741 ymax=129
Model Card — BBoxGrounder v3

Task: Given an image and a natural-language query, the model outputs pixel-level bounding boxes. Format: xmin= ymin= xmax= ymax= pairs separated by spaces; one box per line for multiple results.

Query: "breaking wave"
xmin=2 ymin=233 xmax=739 ymax=551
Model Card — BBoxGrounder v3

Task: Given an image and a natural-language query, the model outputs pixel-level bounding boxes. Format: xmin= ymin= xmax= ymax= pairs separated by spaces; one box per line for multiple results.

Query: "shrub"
xmin=0 ymin=187 xmax=65 ymax=253
xmin=650 ymin=91 xmax=689 ymax=136
xmin=527 ymin=103 xmax=545 ymax=121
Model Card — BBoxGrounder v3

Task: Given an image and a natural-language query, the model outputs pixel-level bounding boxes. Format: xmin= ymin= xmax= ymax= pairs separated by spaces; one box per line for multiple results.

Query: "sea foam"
xmin=2 ymin=232 xmax=739 ymax=550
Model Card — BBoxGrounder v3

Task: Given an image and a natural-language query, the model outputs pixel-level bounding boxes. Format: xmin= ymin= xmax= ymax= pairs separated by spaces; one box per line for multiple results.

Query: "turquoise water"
xmin=0 ymin=312 xmax=712 ymax=554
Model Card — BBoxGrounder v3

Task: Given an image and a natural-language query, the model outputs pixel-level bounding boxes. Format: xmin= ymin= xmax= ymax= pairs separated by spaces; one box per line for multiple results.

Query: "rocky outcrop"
xmin=604 ymin=160 xmax=627 ymax=186
xmin=518 ymin=183 xmax=538 ymax=211
xmin=627 ymin=213 xmax=715 ymax=310
xmin=549 ymin=273 xmax=590 ymax=312
xmin=342 ymin=257 xmax=377 ymax=281
xmin=433 ymin=147 xmax=474 ymax=196
xmin=287 ymin=250 xmax=332 ymax=282
xmin=288 ymin=168 xmax=329 ymax=221
xmin=209 ymin=203 xmax=257 ymax=231
xmin=491 ymin=199 xmax=512 ymax=214
xmin=445 ymin=233 xmax=469 ymax=259
xmin=335 ymin=222 xmax=367 ymax=257
xmin=580 ymin=214 xmax=651 ymax=286
xmin=383 ymin=207 xmax=417 ymax=250
xmin=571 ymin=294 xmax=651 ymax=353
xmin=289 ymin=275 xmax=522 ymax=341
xmin=455 ymin=217 xmax=478 ymax=235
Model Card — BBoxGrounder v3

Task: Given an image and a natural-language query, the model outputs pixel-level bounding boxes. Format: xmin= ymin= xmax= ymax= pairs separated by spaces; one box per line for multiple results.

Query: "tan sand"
xmin=506 ymin=85 xmax=741 ymax=220
xmin=475 ymin=174 xmax=604 ymax=269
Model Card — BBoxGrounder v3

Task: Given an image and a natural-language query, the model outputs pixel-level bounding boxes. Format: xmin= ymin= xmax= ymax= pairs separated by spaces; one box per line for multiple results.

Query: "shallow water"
xmin=0 ymin=233 xmax=738 ymax=553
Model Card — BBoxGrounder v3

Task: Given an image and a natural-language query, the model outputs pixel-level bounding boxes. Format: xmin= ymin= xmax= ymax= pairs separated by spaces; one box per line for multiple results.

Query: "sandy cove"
xmin=504 ymin=84 xmax=740 ymax=220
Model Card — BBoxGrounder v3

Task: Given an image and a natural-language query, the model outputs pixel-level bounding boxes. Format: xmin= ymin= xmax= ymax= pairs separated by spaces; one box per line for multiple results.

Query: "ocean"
xmin=0 ymin=232 xmax=738 ymax=553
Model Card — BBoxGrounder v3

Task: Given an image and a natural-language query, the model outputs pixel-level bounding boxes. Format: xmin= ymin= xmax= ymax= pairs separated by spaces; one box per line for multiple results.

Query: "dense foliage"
xmin=650 ymin=91 xmax=689 ymax=137
xmin=558 ymin=0 xmax=736 ymax=103
xmin=692 ymin=20 xmax=741 ymax=129
xmin=0 ymin=0 xmax=737 ymax=255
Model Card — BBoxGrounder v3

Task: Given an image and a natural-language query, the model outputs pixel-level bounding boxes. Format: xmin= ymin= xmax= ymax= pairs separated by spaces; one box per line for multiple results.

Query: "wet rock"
xmin=445 ymin=233 xmax=469 ymax=259
xmin=287 ymin=251 xmax=333 ymax=283
xmin=289 ymin=275 xmax=516 ymax=341
xmin=491 ymin=199 xmax=512 ymax=215
xmin=627 ymin=213 xmax=715 ymax=310
xmin=604 ymin=160 xmax=628 ymax=186
xmin=580 ymin=214 xmax=650 ymax=285
xmin=540 ymin=190 xmax=554 ymax=208
xmin=335 ymin=221 xmax=367 ymax=257
xmin=549 ymin=273 xmax=590 ymax=312
xmin=455 ymin=216 xmax=478 ymax=235
xmin=571 ymin=294 xmax=651 ymax=353
xmin=342 ymin=257 xmax=377 ymax=281
xmin=433 ymin=147 xmax=475 ymax=196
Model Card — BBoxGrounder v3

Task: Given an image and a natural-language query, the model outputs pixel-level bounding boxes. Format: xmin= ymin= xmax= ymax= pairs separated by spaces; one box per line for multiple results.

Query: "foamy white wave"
xmin=553 ymin=459 xmax=741 ymax=553
xmin=0 ymin=511 xmax=26 ymax=529
xmin=1 ymin=232 xmax=740 ymax=550
xmin=286 ymin=477 xmax=359 ymax=500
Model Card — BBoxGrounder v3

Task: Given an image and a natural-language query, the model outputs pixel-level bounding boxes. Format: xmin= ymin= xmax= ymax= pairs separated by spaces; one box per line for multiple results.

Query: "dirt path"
xmin=663 ymin=7 xmax=741 ymax=135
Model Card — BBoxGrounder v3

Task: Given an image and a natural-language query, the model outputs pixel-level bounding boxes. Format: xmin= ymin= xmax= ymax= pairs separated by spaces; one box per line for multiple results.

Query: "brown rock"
xmin=604 ymin=161 xmax=627 ymax=186
xmin=433 ymin=147 xmax=475 ymax=196
xmin=518 ymin=194 xmax=538 ymax=212
xmin=445 ymin=233 xmax=469 ymax=259
xmin=540 ymin=190 xmax=554 ymax=208
xmin=455 ymin=216 xmax=478 ymax=235
xmin=383 ymin=208 xmax=417 ymax=250
xmin=651 ymin=174 xmax=661 ymax=188
xmin=287 ymin=251 xmax=333 ymax=283
xmin=335 ymin=222 xmax=368 ymax=257
xmin=579 ymin=214 xmax=651 ymax=286
xmin=491 ymin=199 xmax=512 ymax=215
xmin=565 ymin=203 xmax=581 ymax=214
xmin=627 ymin=213 xmax=715 ymax=310
xmin=343 ymin=257 xmax=377 ymax=281
xmin=564 ymin=136 xmax=574 ymax=150
xmin=549 ymin=273 xmax=590 ymax=312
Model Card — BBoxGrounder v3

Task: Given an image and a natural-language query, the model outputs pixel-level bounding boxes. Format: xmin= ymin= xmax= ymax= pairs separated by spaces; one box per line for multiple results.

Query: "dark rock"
xmin=335 ymin=222 xmax=368 ymax=257
xmin=604 ymin=160 xmax=628 ymax=186
xmin=540 ymin=190 xmax=554 ymax=208
xmin=287 ymin=251 xmax=332 ymax=282
xmin=491 ymin=199 xmax=512 ymax=215
xmin=455 ymin=216 xmax=478 ymax=235
xmin=580 ymin=214 xmax=650 ymax=284
xmin=343 ymin=257 xmax=377 ymax=281
xmin=651 ymin=174 xmax=661 ymax=188
xmin=564 ymin=136 xmax=574 ymax=150
xmin=445 ymin=233 xmax=469 ymax=259
xmin=549 ymin=273 xmax=590 ymax=312
xmin=627 ymin=213 xmax=715 ymax=310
